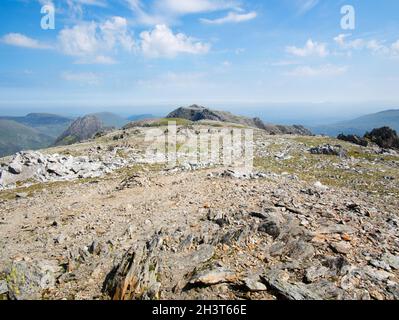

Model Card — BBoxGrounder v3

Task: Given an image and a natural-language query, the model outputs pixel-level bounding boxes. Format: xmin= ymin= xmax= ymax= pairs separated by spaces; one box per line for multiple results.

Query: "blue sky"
xmin=0 ymin=0 xmax=399 ymax=120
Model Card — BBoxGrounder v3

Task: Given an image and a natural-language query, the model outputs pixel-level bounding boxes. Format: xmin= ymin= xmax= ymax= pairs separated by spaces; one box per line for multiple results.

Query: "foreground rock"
xmin=2 ymin=259 xmax=61 ymax=300
xmin=0 ymin=150 xmax=128 ymax=189
xmin=261 ymin=270 xmax=322 ymax=300
xmin=103 ymin=232 xmax=163 ymax=300
xmin=310 ymin=144 xmax=347 ymax=157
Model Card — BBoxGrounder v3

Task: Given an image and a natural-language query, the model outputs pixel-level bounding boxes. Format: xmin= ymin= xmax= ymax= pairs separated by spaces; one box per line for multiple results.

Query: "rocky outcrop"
xmin=166 ymin=105 xmax=312 ymax=135
xmin=364 ymin=127 xmax=399 ymax=150
xmin=310 ymin=144 xmax=347 ymax=157
xmin=337 ymin=134 xmax=369 ymax=147
xmin=0 ymin=150 xmax=128 ymax=189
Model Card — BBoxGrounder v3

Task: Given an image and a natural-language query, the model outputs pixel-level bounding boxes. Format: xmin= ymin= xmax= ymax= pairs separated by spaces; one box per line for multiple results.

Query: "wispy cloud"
xmin=1 ymin=33 xmax=52 ymax=49
xmin=154 ymin=0 xmax=237 ymax=15
xmin=201 ymin=11 xmax=257 ymax=25
xmin=124 ymin=0 xmax=241 ymax=25
xmin=65 ymin=0 xmax=108 ymax=19
xmin=285 ymin=64 xmax=347 ymax=77
xmin=296 ymin=0 xmax=319 ymax=14
xmin=61 ymin=71 xmax=102 ymax=85
xmin=334 ymin=33 xmax=390 ymax=55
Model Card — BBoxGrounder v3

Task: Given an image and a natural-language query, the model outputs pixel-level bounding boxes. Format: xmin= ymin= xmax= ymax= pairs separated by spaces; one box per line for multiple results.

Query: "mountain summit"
xmin=167 ymin=105 xmax=312 ymax=135
xmin=166 ymin=104 xmax=265 ymax=128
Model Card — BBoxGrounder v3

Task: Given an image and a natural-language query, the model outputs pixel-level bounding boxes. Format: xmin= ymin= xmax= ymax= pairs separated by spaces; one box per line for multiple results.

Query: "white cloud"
xmin=74 ymin=0 xmax=107 ymax=7
xmin=155 ymin=0 xmax=236 ymax=15
xmin=140 ymin=24 xmax=210 ymax=58
xmin=61 ymin=71 xmax=101 ymax=85
xmin=334 ymin=34 xmax=364 ymax=49
xmin=1 ymin=33 xmax=52 ymax=49
xmin=366 ymin=39 xmax=389 ymax=54
xmin=100 ymin=16 xmax=135 ymax=52
xmin=286 ymin=39 xmax=328 ymax=57
xmin=75 ymin=55 xmax=117 ymax=65
xmin=38 ymin=0 xmax=54 ymax=6
xmin=285 ymin=64 xmax=347 ymax=77
xmin=201 ymin=11 xmax=257 ymax=24
xmin=57 ymin=16 xmax=134 ymax=63
xmin=296 ymin=0 xmax=319 ymax=14
xmin=125 ymin=0 xmax=167 ymax=25
xmin=64 ymin=0 xmax=108 ymax=19
xmin=334 ymin=34 xmax=390 ymax=55
xmin=125 ymin=0 xmax=239 ymax=25
xmin=392 ymin=40 xmax=399 ymax=55
xmin=58 ymin=22 xmax=99 ymax=57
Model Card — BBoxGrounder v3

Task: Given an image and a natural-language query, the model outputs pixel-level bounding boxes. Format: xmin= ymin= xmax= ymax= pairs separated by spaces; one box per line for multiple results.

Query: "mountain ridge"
xmin=311 ymin=109 xmax=399 ymax=136
xmin=165 ymin=105 xmax=312 ymax=135
xmin=0 ymin=119 xmax=54 ymax=157
xmin=0 ymin=113 xmax=73 ymax=138
xmin=54 ymin=115 xmax=106 ymax=146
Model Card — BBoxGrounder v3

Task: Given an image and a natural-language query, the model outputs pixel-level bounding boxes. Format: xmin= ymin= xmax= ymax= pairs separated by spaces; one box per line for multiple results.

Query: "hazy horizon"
xmin=0 ymin=101 xmax=398 ymax=126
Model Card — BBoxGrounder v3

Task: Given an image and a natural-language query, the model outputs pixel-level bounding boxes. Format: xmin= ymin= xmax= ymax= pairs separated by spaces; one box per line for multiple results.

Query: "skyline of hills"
xmin=311 ymin=109 xmax=399 ymax=136
xmin=1 ymin=107 xmax=399 ymax=158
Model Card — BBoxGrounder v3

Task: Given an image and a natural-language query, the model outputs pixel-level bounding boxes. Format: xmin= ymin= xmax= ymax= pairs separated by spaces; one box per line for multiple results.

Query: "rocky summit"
xmin=0 ymin=118 xmax=398 ymax=301
xmin=166 ymin=105 xmax=312 ymax=136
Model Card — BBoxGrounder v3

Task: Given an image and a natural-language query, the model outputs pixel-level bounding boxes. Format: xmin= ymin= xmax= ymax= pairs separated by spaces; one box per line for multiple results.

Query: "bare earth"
xmin=0 ymin=124 xmax=398 ymax=300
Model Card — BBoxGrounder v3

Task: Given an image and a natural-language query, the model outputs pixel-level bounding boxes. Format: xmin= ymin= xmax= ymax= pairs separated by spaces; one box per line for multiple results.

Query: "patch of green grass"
xmin=347 ymin=149 xmax=398 ymax=162
xmin=0 ymin=176 xmax=103 ymax=201
xmin=116 ymin=149 xmax=128 ymax=159
xmin=57 ymin=135 xmax=78 ymax=146
xmin=198 ymin=121 xmax=248 ymax=129
xmin=254 ymin=150 xmax=399 ymax=198
xmin=146 ymin=118 xmax=192 ymax=127
xmin=292 ymin=136 xmax=341 ymax=147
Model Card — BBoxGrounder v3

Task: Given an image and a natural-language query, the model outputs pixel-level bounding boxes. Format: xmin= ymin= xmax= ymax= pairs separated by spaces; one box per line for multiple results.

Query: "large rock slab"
xmin=261 ymin=270 xmax=322 ymax=300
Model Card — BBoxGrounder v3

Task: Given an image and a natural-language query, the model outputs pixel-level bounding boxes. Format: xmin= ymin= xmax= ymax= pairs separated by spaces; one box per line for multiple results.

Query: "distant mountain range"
xmin=0 ymin=112 xmax=155 ymax=156
xmin=0 ymin=119 xmax=54 ymax=158
xmin=311 ymin=109 xmax=399 ymax=136
xmin=1 ymin=107 xmax=399 ymax=158
xmin=0 ymin=113 xmax=73 ymax=139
